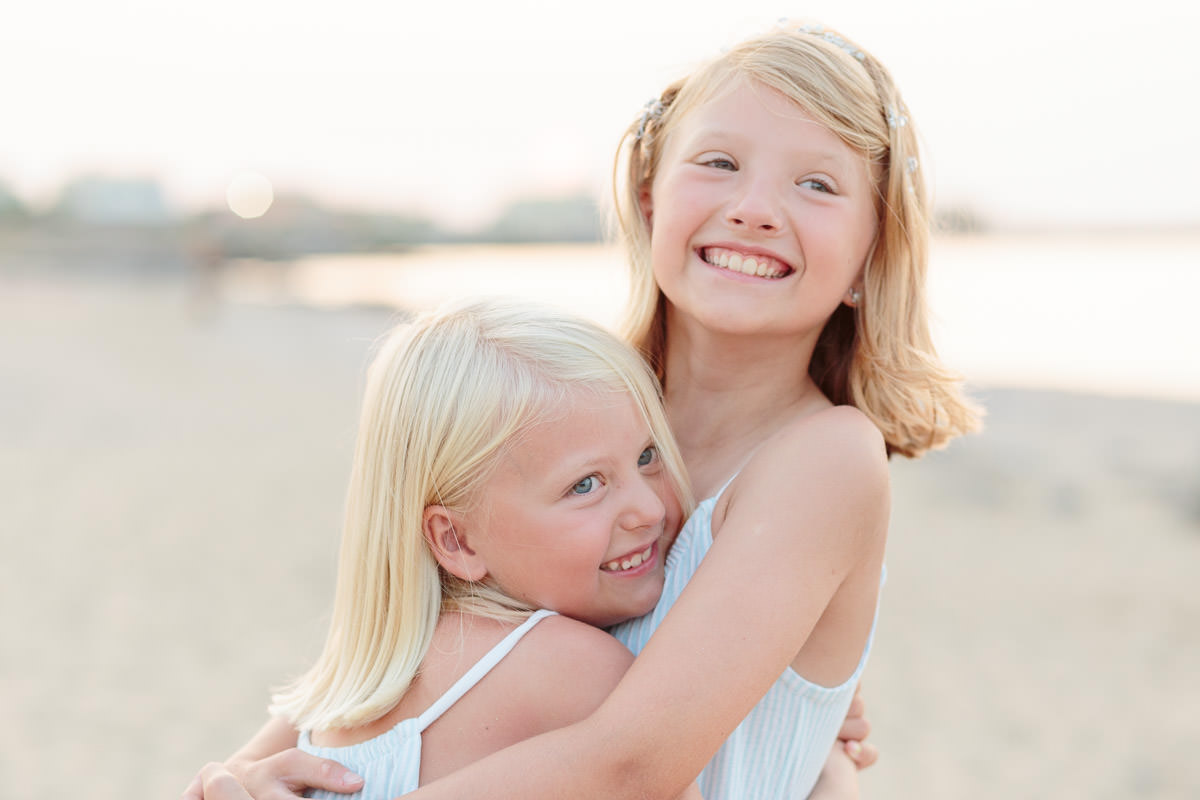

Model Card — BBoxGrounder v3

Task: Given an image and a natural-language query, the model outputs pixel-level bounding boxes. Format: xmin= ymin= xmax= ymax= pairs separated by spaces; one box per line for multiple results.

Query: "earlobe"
xmin=422 ymin=505 xmax=488 ymax=582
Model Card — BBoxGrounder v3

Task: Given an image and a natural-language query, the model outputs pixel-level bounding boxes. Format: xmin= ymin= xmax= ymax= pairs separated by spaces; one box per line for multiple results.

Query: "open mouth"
xmin=600 ymin=543 xmax=655 ymax=573
xmin=700 ymin=246 xmax=793 ymax=279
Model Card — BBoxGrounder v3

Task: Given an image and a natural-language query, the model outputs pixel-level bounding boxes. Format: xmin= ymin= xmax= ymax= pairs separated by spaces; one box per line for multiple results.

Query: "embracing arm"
xmin=181 ymin=716 xmax=365 ymax=800
xmin=403 ymin=408 xmax=890 ymax=799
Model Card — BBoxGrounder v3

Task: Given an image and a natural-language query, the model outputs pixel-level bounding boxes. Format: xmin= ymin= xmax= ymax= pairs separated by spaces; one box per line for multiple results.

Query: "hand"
xmin=809 ymin=745 xmax=860 ymax=800
xmin=181 ymin=763 xmax=253 ymax=800
xmin=837 ymin=684 xmax=878 ymax=770
xmin=181 ymin=750 xmax=364 ymax=800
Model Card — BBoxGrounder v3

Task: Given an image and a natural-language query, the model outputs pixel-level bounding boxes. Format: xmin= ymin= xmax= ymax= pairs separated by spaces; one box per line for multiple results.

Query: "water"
xmin=230 ymin=232 xmax=1200 ymax=403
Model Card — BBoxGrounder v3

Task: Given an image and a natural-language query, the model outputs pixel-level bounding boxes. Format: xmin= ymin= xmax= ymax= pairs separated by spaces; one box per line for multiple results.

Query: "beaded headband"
xmin=791 ymin=22 xmax=867 ymax=63
xmin=635 ymin=97 xmax=664 ymax=141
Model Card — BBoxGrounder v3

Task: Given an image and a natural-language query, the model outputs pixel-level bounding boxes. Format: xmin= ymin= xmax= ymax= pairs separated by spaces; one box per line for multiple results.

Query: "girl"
xmin=208 ymin=297 xmax=701 ymax=798
xmin=191 ymin=20 xmax=980 ymax=799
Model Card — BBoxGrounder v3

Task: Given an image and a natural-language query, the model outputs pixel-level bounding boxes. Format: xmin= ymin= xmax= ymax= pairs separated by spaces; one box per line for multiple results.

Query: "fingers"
xmin=199 ymin=763 xmax=256 ymax=800
xmin=181 ymin=770 xmax=206 ymax=800
xmin=837 ymin=714 xmax=871 ymax=743
xmin=843 ymin=739 xmax=879 ymax=771
xmin=845 ymin=687 xmax=866 ymax=721
xmin=246 ymin=749 xmax=364 ymax=796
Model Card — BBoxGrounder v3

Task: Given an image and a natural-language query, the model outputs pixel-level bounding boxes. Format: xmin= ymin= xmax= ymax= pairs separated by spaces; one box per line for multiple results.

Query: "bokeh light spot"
xmin=226 ymin=172 xmax=274 ymax=219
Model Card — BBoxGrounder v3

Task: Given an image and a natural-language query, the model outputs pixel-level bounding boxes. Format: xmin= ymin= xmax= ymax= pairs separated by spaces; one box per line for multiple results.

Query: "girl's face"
xmin=644 ymin=77 xmax=878 ymax=341
xmin=467 ymin=390 xmax=682 ymax=628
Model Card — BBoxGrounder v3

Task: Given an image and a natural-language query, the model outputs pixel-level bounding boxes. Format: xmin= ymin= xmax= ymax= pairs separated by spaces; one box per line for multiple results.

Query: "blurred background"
xmin=1 ymin=1 xmax=1197 ymax=798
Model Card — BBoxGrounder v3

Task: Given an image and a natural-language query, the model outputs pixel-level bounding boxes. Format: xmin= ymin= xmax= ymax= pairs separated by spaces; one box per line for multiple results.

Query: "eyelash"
xmin=700 ymin=155 xmax=736 ymax=171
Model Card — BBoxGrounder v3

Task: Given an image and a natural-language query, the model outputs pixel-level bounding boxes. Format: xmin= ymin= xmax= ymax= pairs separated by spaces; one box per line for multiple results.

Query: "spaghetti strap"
xmin=415 ymin=609 xmax=557 ymax=732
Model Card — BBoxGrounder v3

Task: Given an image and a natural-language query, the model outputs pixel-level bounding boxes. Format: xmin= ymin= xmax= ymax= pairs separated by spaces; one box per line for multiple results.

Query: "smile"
xmin=701 ymin=246 xmax=793 ymax=279
xmin=600 ymin=544 xmax=655 ymax=573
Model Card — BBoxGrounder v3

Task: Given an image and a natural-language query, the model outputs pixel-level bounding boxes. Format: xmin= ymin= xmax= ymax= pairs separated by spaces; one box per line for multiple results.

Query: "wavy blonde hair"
xmin=270 ymin=298 xmax=693 ymax=731
xmin=614 ymin=22 xmax=981 ymax=457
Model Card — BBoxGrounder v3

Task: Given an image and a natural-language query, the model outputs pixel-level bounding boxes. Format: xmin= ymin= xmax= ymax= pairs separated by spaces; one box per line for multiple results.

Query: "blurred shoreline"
xmin=205 ymin=232 xmax=1200 ymax=404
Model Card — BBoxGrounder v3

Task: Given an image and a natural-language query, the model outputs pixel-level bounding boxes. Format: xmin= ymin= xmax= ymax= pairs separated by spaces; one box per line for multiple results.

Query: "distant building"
xmin=0 ymin=180 xmax=29 ymax=222
xmin=54 ymin=176 xmax=173 ymax=225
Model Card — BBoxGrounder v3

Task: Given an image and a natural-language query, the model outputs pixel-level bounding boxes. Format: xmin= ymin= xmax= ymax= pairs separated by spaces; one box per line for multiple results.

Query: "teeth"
xmin=602 ymin=545 xmax=653 ymax=573
xmin=703 ymin=247 xmax=788 ymax=279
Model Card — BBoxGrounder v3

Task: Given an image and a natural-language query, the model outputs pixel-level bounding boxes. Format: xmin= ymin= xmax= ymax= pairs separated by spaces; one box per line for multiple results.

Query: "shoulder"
xmin=759 ymin=404 xmax=886 ymax=488
xmin=716 ymin=405 xmax=889 ymax=547
xmin=506 ymin=615 xmax=634 ymax=729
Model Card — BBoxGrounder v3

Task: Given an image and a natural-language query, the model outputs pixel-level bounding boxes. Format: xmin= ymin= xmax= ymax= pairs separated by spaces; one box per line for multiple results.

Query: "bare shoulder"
xmin=507 ymin=615 xmax=634 ymax=729
xmin=716 ymin=405 xmax=889 ymax=547
xmin=782 ymin=404 xmax=886 ymax=466
xmin=745 ymin=405 xmax=886 ymax=493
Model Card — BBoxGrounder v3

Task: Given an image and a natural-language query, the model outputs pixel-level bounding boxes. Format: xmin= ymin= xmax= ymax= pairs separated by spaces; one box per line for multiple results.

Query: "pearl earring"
xmin=848 ymin=288 xmax=862 ymax=305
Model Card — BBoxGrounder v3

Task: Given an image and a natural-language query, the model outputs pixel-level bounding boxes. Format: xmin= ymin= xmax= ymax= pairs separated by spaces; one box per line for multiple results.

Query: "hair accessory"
xmin=635 ymin=98 xmax=664 ymax=141
xmin=794 ymin=23 xmax=866 ymax=62
xmin=906 ymin=156 xmax=919 ymax=174
xmin=848 ymin=288 xmax=862 ymax=305
xmin=887 ymin=105 xmax=909 ymax=129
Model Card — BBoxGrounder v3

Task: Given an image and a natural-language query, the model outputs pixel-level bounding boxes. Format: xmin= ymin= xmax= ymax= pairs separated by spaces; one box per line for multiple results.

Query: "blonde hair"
xmin=614 ymin=22 xmax=981 ymax=457
xmin=270 ymin=298 xmax=693 ymax=731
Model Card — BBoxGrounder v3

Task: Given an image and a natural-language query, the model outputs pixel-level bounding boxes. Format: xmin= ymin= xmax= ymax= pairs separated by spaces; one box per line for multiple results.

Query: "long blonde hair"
xmin=614 ymin=22 xmax=981 ymax=457
xmin=270 ymin=298 xmax=692 ymax=731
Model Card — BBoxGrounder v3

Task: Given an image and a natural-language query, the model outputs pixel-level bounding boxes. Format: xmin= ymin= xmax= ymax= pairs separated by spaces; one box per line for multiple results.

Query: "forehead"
xmin=503 ymin=389 xmax=644 ymax=466
xmin=689 ymin=77 xmax=815 ymax=128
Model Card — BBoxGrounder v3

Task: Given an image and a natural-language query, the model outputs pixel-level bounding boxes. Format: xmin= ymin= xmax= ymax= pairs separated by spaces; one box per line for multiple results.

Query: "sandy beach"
xmin=2 ymin=255 xmax=1198 ymax=799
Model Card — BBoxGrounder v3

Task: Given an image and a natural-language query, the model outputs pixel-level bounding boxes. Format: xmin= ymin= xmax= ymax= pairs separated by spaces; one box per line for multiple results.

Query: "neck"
xmin=661 ymin=314 xmax=829 ymax=498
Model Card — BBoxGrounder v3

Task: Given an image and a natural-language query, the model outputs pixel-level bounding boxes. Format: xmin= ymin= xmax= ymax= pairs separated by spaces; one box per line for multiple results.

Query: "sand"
xmin=1 ymin=271 xmax=1197 ymax=800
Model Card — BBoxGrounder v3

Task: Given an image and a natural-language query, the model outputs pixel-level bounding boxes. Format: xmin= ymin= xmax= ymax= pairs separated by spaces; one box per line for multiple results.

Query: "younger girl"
xmin=217 ymin=297 xmax=699 ymax=799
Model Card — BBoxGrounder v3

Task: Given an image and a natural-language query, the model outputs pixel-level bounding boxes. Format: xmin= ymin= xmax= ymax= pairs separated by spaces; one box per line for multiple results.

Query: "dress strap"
xmin=415 ymin=609 xmax=557 ymax=732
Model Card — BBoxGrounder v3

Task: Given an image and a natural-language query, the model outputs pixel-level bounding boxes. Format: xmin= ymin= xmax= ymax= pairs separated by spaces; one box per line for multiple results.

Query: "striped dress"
xmin=608 ymin=488 xmax=881 ymax=799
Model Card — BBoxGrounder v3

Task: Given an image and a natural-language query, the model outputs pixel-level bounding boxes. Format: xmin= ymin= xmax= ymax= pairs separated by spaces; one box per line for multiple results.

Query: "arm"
xmin=181 ymin=717 xmax=364 ymax=800
xmin=403 ymin=407 xmax=890 ymax=799
xmin=808 ymin=745 xmax=861 ymax=800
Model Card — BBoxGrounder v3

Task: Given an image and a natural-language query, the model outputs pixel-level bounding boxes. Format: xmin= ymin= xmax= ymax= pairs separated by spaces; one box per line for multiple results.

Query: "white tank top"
xmin=299 ymin=609 xmax=557 ymax=799
xmin=608 ymin=488 xmax=881 ymax=799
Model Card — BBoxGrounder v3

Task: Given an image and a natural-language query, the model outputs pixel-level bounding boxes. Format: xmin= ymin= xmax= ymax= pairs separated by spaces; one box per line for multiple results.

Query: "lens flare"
xmin=226 ymin=172 xmax=274 ymax=219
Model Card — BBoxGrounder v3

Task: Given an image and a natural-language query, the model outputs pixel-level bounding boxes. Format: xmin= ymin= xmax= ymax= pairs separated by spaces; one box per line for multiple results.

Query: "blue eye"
xmin=571 ymin=475 xmax=599 ymax=495
xmin=704 ymin=157 xmax=736 ymax=171
xmin=798 ymin=177 xmax=833 ymax=193
xmin=638 ymin=446 xmax=658 ymax=467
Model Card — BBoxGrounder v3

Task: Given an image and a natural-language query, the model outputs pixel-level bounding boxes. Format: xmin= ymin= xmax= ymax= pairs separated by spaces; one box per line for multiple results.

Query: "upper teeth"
xmin=601 ymin=545 xmax=653 ymax=573
xmin=703 ymin=247 xmax=789 ymax=278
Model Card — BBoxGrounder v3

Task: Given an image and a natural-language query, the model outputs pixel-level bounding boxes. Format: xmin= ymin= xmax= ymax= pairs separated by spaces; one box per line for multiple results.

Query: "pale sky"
xmin=4 ymin=0 xmax=1198 ymax=230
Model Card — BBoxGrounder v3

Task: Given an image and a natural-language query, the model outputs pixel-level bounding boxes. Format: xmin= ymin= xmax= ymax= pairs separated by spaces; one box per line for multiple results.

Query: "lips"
xmin=700 ymin=246 xmax=794 ymax=279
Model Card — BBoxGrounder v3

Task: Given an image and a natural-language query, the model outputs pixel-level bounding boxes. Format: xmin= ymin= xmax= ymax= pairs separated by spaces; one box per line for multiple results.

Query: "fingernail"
xmin=845 ymin=740 xmax=862 ymax=758
xmin=343 ymin=772 xmax=364 ymax=786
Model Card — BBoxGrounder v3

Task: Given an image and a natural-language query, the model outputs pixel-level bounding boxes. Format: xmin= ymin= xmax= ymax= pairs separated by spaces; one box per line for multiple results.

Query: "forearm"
xmin=407 ymin=711 xmax=692 ymax=800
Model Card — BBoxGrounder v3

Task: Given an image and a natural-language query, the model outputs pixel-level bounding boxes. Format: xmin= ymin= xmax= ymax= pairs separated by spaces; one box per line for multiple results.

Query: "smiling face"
xmin=644 ymin=77 xmax=879 ymax=342
xmin=464 ymin=389 xmax=683 ymax=628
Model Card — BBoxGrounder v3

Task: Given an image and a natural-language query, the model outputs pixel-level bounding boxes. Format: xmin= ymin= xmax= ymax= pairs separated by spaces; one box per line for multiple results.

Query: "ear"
xmin=638 ymin=183 xmax=653 ymax=229
xmin=422 ymin=505 xmax=488 ymax=582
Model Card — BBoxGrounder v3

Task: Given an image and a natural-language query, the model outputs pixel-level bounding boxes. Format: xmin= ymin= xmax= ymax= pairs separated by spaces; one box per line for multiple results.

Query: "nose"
xmin=725 ymin=174 xmax=784 ymax=233
xmin=619 ymin=473 xmax=667 ymax=532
